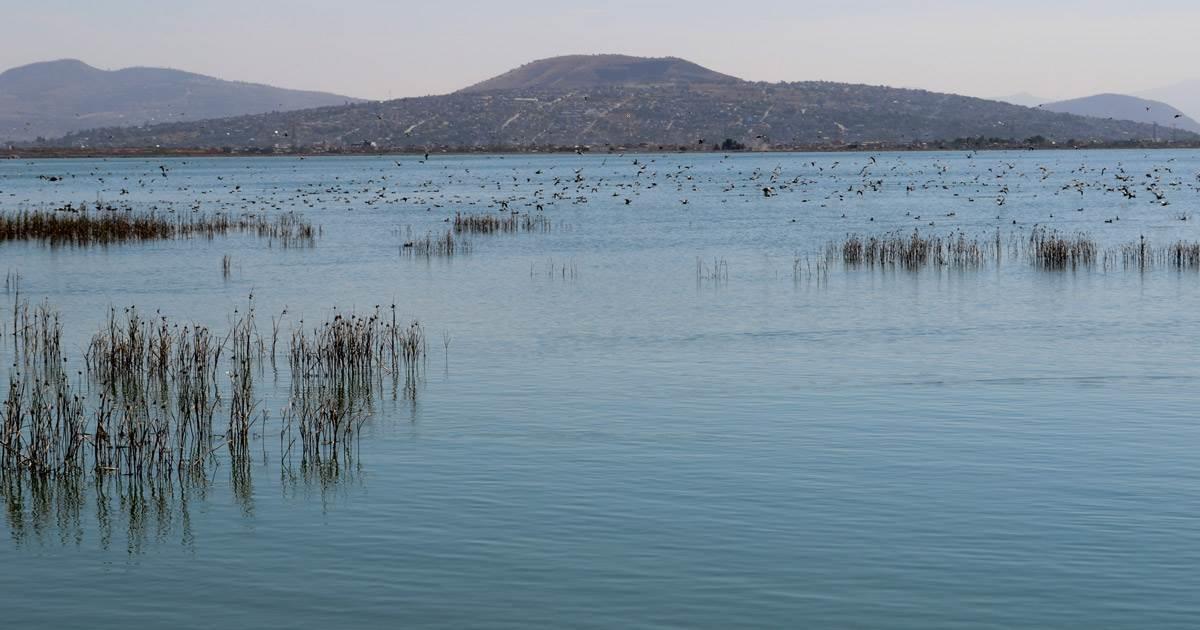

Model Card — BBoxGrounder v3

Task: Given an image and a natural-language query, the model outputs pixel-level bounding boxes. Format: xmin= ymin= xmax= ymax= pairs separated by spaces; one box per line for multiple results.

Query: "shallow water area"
xmin=2 ymin=150 xmax=1199 ymax=628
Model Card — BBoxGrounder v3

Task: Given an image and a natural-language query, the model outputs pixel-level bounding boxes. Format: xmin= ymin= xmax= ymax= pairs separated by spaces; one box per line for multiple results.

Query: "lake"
xmin=2 ymin=150 xmax=1199 ymax=628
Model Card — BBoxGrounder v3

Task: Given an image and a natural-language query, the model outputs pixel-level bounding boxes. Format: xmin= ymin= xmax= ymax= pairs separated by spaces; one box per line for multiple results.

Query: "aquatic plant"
xmin=696 ymin=257 xmax=729 ymax=282
xmin=0 ymin=204 xmax=317 ymax=248
xmin=2 ymin=297 xmax=426 ymax=482
xmin=402 ymin=229 xmax=470 ymax=257
xmin=1028 ymin=227 xmax=1097 ymax=270
xmin=1104 ymin=237 xmax=1200 ymax=271
xmin=1166 ymin=240 xmax=1200 ymax=270
xmin=827 ymin=228 xmax=1200 ymax=275
xmin=792 ymin=252 xmax=830 ymax=285
xmin=532 ymin=258 xmax=579 ymax=280
xmin=452 ymin=212 xmax=550 ymax=235
xmin=284 ymin=305 xmax=425 ymax=464
xmin=836 ymin=230 xmax=990 ymax=270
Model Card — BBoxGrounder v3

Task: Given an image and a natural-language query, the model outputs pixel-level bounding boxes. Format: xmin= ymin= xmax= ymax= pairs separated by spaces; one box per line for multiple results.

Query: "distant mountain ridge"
xmin=0 ymin=59 xmax=362 ymax=142
xmin=45 ymin=55 xmax=1199 ymax=150
xmin=991 ymin=92 xmax=1051 ymax=108
xmin=1041 ymin=93 xmax=1200 ymax=135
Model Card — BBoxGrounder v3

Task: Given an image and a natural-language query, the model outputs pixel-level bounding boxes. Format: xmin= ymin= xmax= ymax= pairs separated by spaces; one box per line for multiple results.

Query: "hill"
xmin=46 ymin=56 xmax=1195 ymax=151
xmin=1040 ymin=93 xmax=1200 ymax=135
xmin=1138 ymin=79 xmax=1200 ymax=123
xmin=0 ymin=59 xmax=362 ymax=142
xmin=459 ymin=54 xmax=739 ymax=92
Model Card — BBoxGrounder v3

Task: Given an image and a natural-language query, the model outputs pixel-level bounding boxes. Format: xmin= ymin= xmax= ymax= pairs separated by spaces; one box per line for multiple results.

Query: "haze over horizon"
xmin=3 ymin=0 xmax=1198 ymax=102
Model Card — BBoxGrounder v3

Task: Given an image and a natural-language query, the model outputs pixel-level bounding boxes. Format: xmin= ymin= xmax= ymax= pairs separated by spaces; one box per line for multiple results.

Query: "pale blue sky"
xmin=2 ymin=0 xmax=1197 ymax=101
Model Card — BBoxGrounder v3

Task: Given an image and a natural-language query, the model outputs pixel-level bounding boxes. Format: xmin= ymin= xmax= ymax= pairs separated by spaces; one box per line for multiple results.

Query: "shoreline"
xmin=6 ymin=140 xmax=1200 ymax=160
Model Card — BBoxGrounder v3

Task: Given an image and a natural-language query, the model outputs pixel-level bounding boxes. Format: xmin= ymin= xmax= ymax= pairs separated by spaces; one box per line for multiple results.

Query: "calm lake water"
xmin=2 ymin=150 xmax=1200 ymax=628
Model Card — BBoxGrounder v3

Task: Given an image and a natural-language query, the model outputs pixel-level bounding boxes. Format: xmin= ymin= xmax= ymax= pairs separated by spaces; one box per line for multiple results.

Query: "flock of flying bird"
xmin=4 ymin=152 xmax=1200 ymax=241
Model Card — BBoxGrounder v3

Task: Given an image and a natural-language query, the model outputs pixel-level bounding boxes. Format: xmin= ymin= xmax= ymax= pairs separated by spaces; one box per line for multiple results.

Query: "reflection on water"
xmin=3 ymin=470 xmax=200 ymax=552
xmin=2 ymin=444 xmax=369 ymax=551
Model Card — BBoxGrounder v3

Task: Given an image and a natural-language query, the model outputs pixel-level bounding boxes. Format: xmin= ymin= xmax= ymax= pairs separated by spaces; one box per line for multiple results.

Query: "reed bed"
xmin=79 ymin=305 xmax=244 ymax=478
xmin=825 ymin=228 xmax=1200 ymax=274
xmin=4 ymin=302 xmax=86 ymax=476
xmin=288 ymin=307 xmax=424 ymax=384
xmin=1028 ymin=227 xmax=1097 ymax=270
xmin=1104 ymin=237 xmax=1200 ymax=271
xmin=284 ymin=306 xmax=425 ymax=464
xmin=1166 ymin=241 xmax=1200 ymax=270
xmin=226 ymin=304 xmax=262 ymax=458
xmin=402 ymin=229 xmax=471 ymax=257
xmin=696 ymin=257 xmax=729 ymax=282
xmin=452 ymin=212 xmax=551 ymax=235
xmin=836 ymin=230 xmax=993 ymax=270
xmin=0 ymin=204 xmax=316 ymax=248
xmin=2 ymin=298 xmax=426 ymax=482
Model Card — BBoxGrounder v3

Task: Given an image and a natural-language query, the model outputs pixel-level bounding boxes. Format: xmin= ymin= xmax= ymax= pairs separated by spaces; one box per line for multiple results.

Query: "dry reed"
xmin=452 ymin=212 xmax=551 ymax=235
xmin=0 ymin=204 xmax=316 ymax=248
xmin=402 ymin=229 xmax=470 ymax=257
xmin=836 ymin=230 xmax=991 ymax=270
xmin=1028 ymin=227 xmax=1097 ymax=270
xmin=3 ymin=297 xmax=426 ymax=482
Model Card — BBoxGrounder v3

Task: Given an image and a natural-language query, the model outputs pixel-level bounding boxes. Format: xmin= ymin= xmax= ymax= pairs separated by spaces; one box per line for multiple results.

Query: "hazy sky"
xmin=2 ymin=0 xmax=1197 ymax=101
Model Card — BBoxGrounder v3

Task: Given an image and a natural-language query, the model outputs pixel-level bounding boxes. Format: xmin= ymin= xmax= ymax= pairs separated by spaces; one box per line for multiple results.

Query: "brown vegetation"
xmin=0 ymin=203 xmax=316 ymax=247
